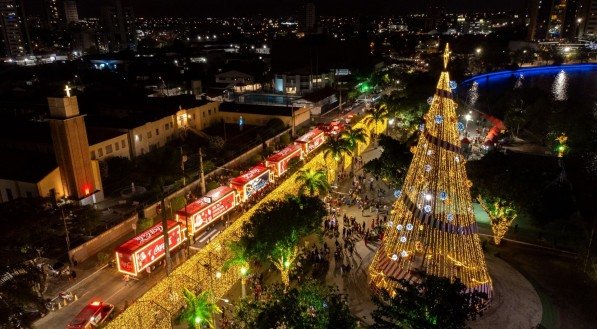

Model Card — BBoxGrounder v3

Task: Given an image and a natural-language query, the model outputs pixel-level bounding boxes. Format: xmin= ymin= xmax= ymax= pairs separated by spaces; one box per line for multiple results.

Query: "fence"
xmin=68 ymin=214 xmax=138 ymax=263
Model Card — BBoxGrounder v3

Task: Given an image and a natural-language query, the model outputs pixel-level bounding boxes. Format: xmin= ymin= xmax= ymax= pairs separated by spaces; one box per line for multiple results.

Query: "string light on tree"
xmin=477 ymin=195 xmax=517 ymax=245
xmin=369 ymin=43 xmax=492 ymax=298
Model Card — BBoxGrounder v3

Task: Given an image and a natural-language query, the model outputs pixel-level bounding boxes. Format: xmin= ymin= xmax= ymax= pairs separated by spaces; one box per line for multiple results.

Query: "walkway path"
xmin=313 ymin=143 xmax=542 ymax=328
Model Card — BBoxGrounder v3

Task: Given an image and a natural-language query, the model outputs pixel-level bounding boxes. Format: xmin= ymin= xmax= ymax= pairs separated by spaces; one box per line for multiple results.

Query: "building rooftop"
xmin=87 ymin=127 xmax=128 ymax=145
xmin=0 ymin=151 xmax=57 ymax=183
xmin=219 ymin=102 xmax=300 ymax=116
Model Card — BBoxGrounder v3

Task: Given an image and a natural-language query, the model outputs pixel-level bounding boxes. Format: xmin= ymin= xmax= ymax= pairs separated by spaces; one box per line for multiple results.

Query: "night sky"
xmin=25 ymin=0 xmax=526 ymax=18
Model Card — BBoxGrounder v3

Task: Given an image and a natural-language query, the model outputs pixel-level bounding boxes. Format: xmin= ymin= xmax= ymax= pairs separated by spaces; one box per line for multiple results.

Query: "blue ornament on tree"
xmin=435 ymin=115 xmax=444 ymax=124
xmin=449 ymin=80 xmax=458 ymax=90
xmin=457 ymin=122 xmax=465 ymax=132
xmin=419 ymin=123 xmax=425 ymax=131
xmin=394 ymin=189 xmax=402 ymax=198
xmin=424 ymin=205 xmax=432 ymax=213
xmin=427 ymin=97 xmax=434 ymax=105
xmin=439 ymin=191 xmax=448 ymax=200
xmin=447 ymin=213 xmax=454 ymax=221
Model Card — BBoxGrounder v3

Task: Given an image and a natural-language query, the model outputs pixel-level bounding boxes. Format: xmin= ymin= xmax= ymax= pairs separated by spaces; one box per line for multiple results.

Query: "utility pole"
xmin=60 ymin=206 xmax=74 ymax=269
xmin=199 ymin=147 xmax=206 ymax=195
xmin=180 ymin=147 xmax=186 ymax=186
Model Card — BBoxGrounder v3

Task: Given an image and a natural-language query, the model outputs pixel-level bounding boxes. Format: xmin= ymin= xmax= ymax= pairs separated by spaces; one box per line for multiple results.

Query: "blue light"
xmin=439 ymin=191 xmax=447 ymax=200
xmin=394 ymin=190 xmax=402 ymax=198
xmin=419 ymin=124 xmax=425 ymax=131
xmin=457 ymin=122 xmax=465 ymax=132
xmin=461 ymin=64 xmax=597 ymax=87
xmin=434 ymin=115 xmax=443 ymax=124
xmin=449 ymin=81 xmax=457 ymax=90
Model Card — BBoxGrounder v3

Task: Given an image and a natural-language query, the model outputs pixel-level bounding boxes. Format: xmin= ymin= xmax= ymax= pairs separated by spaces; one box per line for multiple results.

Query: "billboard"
xmin=245 ymin=170 xmax=270 ymax=199
xmin=191 ymin=189 xmax=235 ymax=232
xmin=116 ymin=221 xmax=183 ymax=276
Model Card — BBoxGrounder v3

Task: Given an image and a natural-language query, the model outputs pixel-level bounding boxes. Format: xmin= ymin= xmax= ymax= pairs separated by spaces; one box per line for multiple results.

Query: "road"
xmin=34 ymin=102 xmax=366 ymax=329
xmin=34 ymin=215 xmax=236 ymax=329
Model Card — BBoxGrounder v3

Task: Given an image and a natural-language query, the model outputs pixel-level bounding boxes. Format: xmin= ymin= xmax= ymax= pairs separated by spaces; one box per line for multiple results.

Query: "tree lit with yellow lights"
xmin=369 ymin=44 xmax=492 ymax=297
xmin=477 ymin=196 xmax=517 ymax=246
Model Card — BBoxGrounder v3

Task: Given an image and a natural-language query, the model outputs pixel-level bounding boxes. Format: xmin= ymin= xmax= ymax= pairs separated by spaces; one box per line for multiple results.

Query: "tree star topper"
xmin=443 ymin=43 xmax=450 ymax=69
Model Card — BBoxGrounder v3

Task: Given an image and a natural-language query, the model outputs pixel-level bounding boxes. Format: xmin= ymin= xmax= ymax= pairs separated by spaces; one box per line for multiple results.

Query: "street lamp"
xmin=464 ymin=113 xmax=472 ymax=130
xmin=240 ymin=267 xmax=248 ymax=298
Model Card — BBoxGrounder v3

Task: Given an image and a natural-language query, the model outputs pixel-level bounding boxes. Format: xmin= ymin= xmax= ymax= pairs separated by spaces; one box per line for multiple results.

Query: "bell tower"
xmin=49 ymin=86 xmax=102 ymax=203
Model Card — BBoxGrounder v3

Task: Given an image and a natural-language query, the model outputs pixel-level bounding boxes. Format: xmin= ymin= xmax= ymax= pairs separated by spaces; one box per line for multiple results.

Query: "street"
xmin=34 ymin=102 xmax=365 ymax=329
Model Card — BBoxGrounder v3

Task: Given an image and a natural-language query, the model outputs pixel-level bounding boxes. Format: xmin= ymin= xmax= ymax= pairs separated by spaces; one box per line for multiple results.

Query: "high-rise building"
xmin=578 ymin=0 xmax=597 ymax=39
xmin=528 ymin=0 xmax=589 ymax=40
xmin=0 ymin=0 xmax=30 ymax=57
xmin=42 ymin=0 xmax=61 ymax=29
xmin=100 ymin=0 xmax=136 ymax=52
xmin=561 ymin=0 xmax=582 ymax=39
xmin=63 ymin=0 xmax=78 ymax=24
xmin=299 ymin=1 xmax=316 ymax=33
xmin=528 ymin=0 xmax=555 ymax=40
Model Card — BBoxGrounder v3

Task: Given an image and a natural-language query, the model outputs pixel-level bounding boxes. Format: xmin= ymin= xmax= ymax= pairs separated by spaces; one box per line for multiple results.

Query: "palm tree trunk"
xmin=280 ymin=268 xmax=290 ymax=290
xmin=160 ymin=185 xmax=173 ymax=275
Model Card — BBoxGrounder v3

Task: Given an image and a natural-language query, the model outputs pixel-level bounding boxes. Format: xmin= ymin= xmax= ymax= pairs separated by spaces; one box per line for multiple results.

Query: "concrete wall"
xmin=37 ymin=167 xmax=65 ymax=199
xmin=0 ymin=179 xmax=38 ymax=202
xmin=89 ymin=133 xmax=131 ymax=161
xmin=130 ymin=116 xmax=177 ymax=157
xmin=68 ymin=214 xmax=138 ymax=263
xmin=220 ymin=106 xmax=311 ymax=128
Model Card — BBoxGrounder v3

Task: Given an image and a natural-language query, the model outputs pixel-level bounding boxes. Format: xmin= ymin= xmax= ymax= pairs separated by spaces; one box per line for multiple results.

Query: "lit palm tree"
xmin=323 ymin=137 xmax=352 ymax=163
xmin=363 ymin=104 xmax=390 ymax=138
xmin=341 ymin=126 xmax=368 ymax=173
xmin=295 ymin=168 xmax=331 ymax=196
xmin=179 ymin=289 xmax=221 ymax=329
xmin=340 ymin=126 xmax=369 ymax=155
xmin=222 ymin=241 xmax=250 ymax=299
xmin=323 ymin=137 xmax=352 ymax=184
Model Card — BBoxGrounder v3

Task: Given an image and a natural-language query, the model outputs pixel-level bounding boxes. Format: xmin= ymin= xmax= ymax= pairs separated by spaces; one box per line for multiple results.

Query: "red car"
xmin=66 ymin=300 xmax=114 ymax=329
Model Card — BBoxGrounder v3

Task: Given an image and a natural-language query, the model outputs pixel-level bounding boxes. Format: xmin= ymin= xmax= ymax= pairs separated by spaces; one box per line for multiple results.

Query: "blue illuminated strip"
xmin=461 ymin=64 xmax=597 ymax=86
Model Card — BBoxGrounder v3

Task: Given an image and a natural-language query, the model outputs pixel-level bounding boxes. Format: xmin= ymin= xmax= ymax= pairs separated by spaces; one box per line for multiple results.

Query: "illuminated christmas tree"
xmin=369 ymin=44 xmax=492 ymax=297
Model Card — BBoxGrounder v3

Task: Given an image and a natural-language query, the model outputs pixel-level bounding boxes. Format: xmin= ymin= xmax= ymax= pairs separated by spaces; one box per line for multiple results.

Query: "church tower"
xmin=49 ymin=86 xmax=103 ymax=204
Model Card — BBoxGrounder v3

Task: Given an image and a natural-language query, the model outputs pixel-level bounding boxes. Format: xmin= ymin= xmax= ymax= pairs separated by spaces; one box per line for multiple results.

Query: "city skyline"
xmin=24 ymin=0 xmax=527 ymax=18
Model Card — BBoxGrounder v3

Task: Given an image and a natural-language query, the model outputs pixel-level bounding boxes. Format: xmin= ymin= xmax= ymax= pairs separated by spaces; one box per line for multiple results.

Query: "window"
xmin=106 ymin=145 xmax=113 ymax=154
xmin=208 ymin=109 xmax=211 ymax=116
xmin=165 ymin=123 xmax=169 ymax=130
xmin=203 ymin=112 xmax=206 ymax=118
xmin=90 ymin=150 xmax=96 ymax=160
xmin=170 ymin=122 xmax=174 ymax=128
xmin=115 ymin=142 xmax=120 ymax=151
xmin=156 ymin=128 xmax=159 ymax=136
xmin=147 ymin=131 xmax=152 ymax=138
xmin=122 ymin=140 xmax=126 ymax=148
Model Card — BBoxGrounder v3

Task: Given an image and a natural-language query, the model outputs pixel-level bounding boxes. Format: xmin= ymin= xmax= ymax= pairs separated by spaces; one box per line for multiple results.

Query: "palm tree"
xmin=222 ymin=241 xmax=250 ymax=298
xmin=180 ymin=289 xmax=222 ymax=329
xmin=363 ymin=104 xmax=389 ymax=138
xmin=340 ymin=127 xmax=368 ymax=173
xmin=323 ymin=138 xmax=352 ymax=184
xmin=340 ymin=126 xmax=369 ymax=155
xmin=295 ymin=168 xmax=331 ymax=196
xmin=136 ymin=147 xmax=182 ymax=275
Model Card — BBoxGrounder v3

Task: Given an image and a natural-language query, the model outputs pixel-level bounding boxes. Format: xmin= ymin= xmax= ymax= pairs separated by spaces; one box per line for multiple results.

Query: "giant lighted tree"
xmin=369 ymin=44 xmax=492 ymax=297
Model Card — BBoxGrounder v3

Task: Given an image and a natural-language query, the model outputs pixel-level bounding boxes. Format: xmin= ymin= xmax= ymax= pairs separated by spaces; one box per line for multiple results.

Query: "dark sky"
xmin=25 ymin=0 xmax=526 ymax=18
